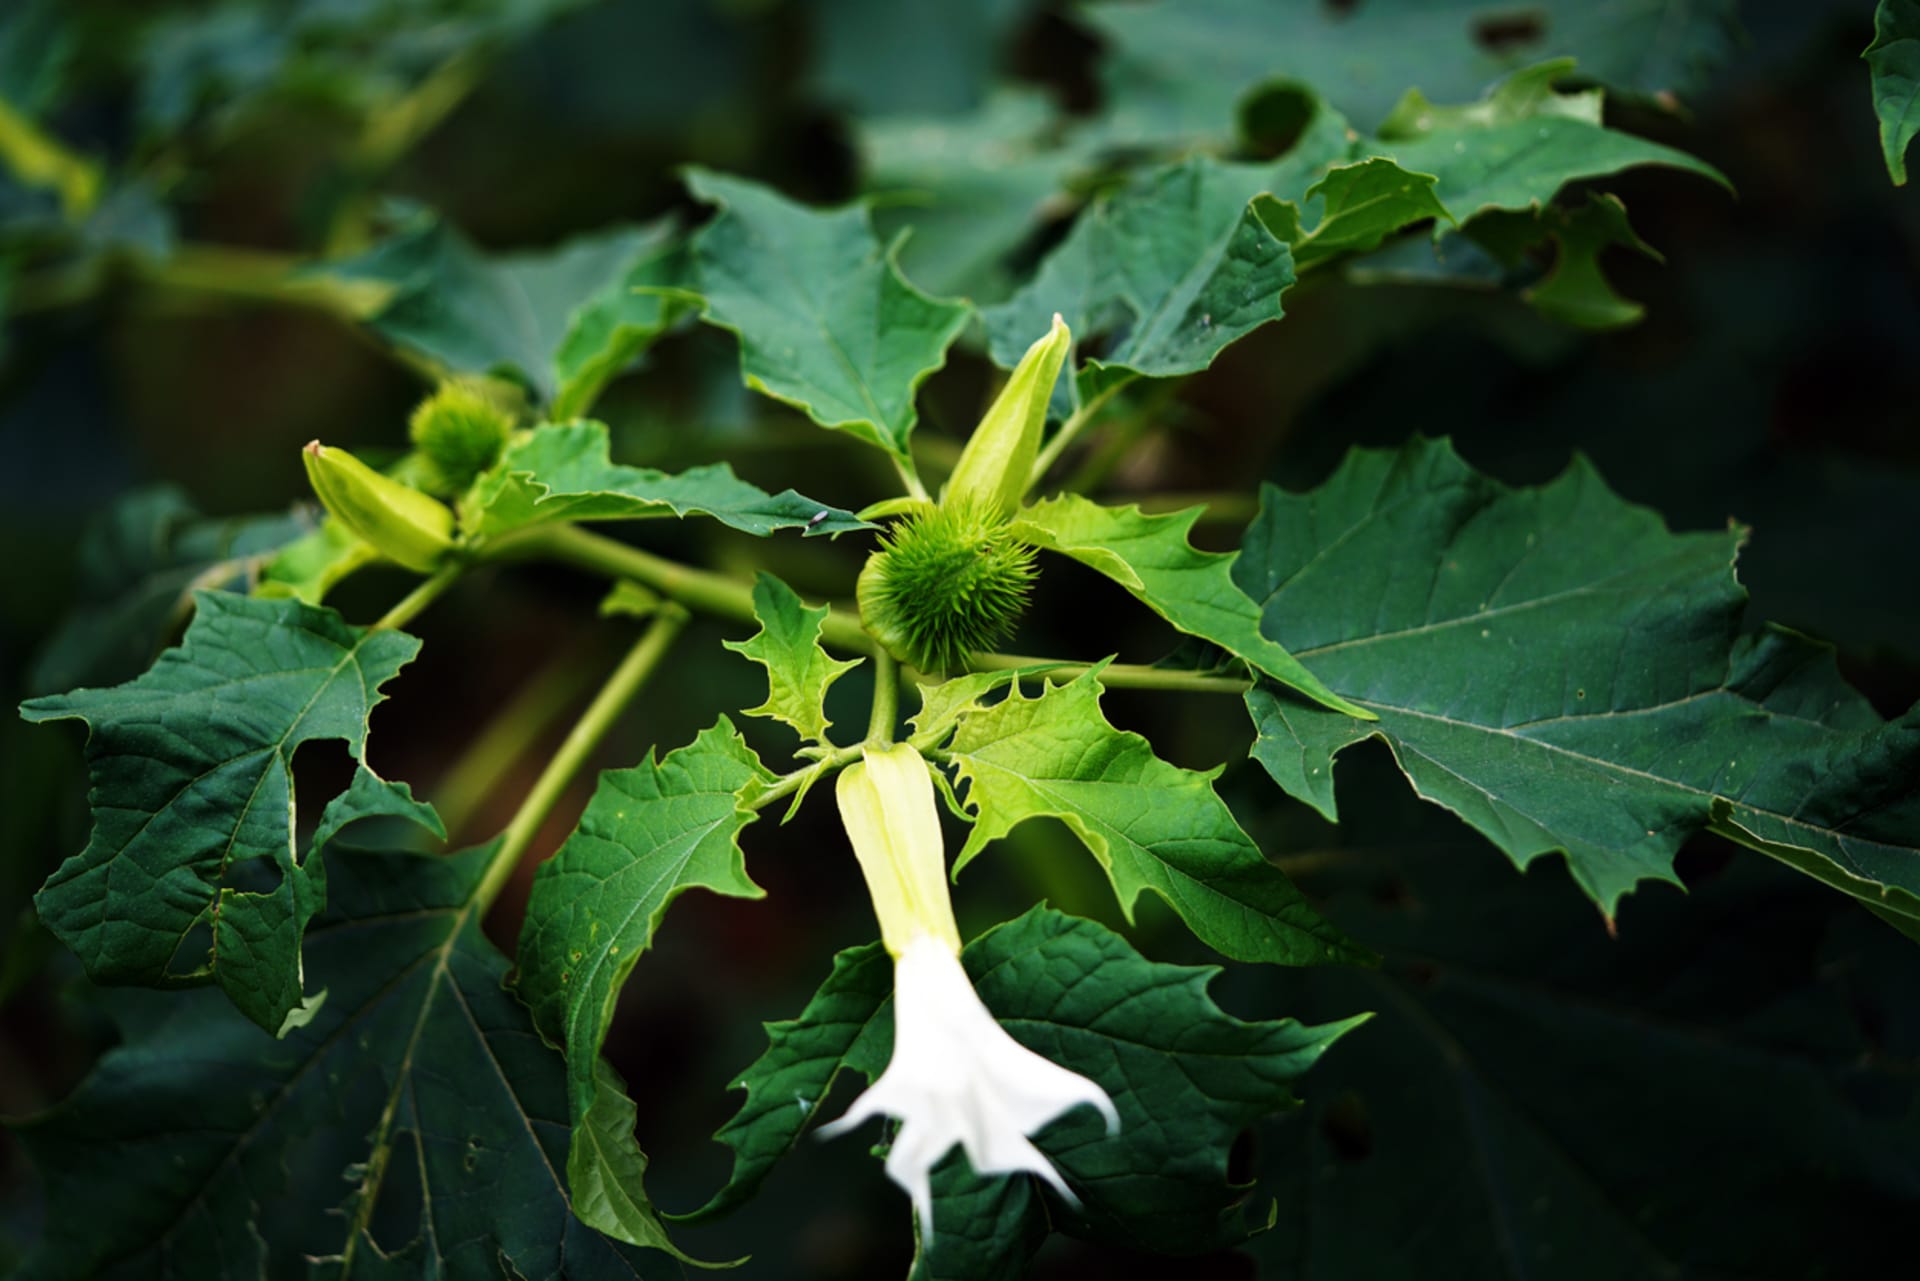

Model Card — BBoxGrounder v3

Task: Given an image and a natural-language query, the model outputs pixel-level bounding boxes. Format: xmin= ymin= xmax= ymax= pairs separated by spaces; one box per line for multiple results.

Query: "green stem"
xmin=431 ymin=647 xmax=603 ymax=841
xmin=372 ymin=564 xmax=461 ymax=631
xmin=504 ymin=523 xmax=876 ymax=655
xmin=867 ymin=650 xmax=900 ymax=744
xmin=894 ymin=454 xmax=932 ymax=503
xmin=747 ymin=743 xmax=865 ymax=813
xmin=1027 ymin=376 xmax=1133 ymax=491
xmin=474 ymin=609 xmax=688 ymax=915
xmin=970 ymin=650 xmax=1252 ymax=693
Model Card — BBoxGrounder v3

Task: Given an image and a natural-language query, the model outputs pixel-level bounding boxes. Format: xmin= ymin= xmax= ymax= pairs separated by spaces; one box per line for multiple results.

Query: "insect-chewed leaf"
xmin=460 ymin=419 xmax=871 ymax=542
xmin=20 ymin=590 xmax=429 ymax=1035
xmin=723 ymin=572 xmax=863 ymax=744
xmin=11 ymin=843 xmax=676 ymax=1281
xmin=681 ymin=907 xmax=1364 ymax=1260
xmin=684 ymin=167 xmax=972 ymax=463
xmin=1237 ymin=435 xmax=1920 ymax=923
xmin=1011 ymin=492 xmax=1367 ymax=718
xmin=938 ymin=671 xmax=1367 ymax=967
xmin=514 ymin=718 xmax=772 ymax=1253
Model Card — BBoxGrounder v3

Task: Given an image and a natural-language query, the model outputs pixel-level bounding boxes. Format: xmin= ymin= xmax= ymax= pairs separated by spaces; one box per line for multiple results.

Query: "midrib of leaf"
xmin=758 ymin=237 xmax=893 ymax=434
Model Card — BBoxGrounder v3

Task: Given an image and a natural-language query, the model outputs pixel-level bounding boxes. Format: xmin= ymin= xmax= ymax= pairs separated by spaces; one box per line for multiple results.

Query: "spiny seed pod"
xmin=303 ymin=441 xmax=455 ymax=573
xmin=407 ymin=378 xmax=516 ymax=494
xmin=857 ymin=501 xmax=1036 ymax=675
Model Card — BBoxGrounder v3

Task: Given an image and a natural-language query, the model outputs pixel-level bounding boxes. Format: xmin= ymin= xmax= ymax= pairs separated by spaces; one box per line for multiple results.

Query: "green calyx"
xmin=408 ymin=378 xmax=518 ymax=494
xmin=857 ymin=502 xmax=1037 ymax=675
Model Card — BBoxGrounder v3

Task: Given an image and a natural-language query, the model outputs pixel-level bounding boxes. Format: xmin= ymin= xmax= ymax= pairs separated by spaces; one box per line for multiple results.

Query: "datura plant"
xmin=6 ymin=4 xmax=1919 ymax=1279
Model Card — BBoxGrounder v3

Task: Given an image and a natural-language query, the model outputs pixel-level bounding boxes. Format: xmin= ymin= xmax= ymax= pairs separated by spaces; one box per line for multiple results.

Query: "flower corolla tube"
xmin=822 ymin=743 xmax=1118 ymax=1241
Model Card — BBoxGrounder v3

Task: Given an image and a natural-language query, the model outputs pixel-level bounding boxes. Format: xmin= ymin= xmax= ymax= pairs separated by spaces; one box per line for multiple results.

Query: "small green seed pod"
xmin=302 ymin=441 xmax=455 ymax=573
xmin=857 ymin=501 xmax=1036 ymax=675
xmin=407 ymin=378 xmax=517 ymax=494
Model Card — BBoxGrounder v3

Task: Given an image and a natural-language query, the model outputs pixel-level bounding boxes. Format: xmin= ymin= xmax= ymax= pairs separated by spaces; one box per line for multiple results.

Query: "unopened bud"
xmin=407 ymin=378 xmax=517 ymax=494
xmin=941 ymin=313 xmax=1069 ymax=518
xmin=302 ymin=441 xmax=455 ymax=573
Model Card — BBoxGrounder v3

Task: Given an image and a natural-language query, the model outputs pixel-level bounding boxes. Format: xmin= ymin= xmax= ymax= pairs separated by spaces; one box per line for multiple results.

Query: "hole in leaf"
xmin=1239 ymin=83 xmax=1314 ymax=159
xmin=1472 ymin=11 xmax=1547 ymax=55
xmin=1320 ymin=1090 xmax=1373 ymax=1162
xmin=366 ymin=1128 xmax=424 ymax=1255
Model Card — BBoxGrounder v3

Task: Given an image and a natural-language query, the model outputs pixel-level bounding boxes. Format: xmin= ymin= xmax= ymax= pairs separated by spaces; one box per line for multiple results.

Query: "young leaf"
xmin=686 ymin=907 xmax=1364 ymax=1258
xmin=10 ymin=845 xmax=674 ymax=1281
xmin=1256 ymin=157 xmax=1453 ymax=270
xmin=316 ymin=216 xmax=689 ymax=408
xmin=1867 ymin=0 xmax=1920 ymax=185
xmin=1369 ymin=67 xmax=1729 ymax=222
xmin=1011 ymin=493 xmax=1367 ymax=718
xmin=513 ymin=718 xmax=773 ymax=1253
xmin=982 ymin=155 xmax=1296 ymax=403
xmin=683 ymin=167 xmax=972 ymax=464
xmin=723 ymin=572 xmax=864 ymax=744
xmin=20 ymin=591 xmax=423 ymax=1034
xmin=459 ymin=419 xmax=871 ymax=542
xmin=938 ymin=672 xmax=1367 ymax=967
xmin=1236 ymin=436 xmax=1920 ymax=922
xmin=1520 ymin=193 xmax=1664 ymax=329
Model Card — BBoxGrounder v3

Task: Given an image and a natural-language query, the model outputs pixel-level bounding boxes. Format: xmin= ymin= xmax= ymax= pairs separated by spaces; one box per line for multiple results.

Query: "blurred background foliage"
xmin=1 ymin=0 xmax=1915 ymax=1277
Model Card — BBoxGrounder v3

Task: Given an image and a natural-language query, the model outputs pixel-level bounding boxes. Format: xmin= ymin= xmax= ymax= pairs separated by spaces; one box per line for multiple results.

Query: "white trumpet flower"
xmin=823 ymin=743 xmax=1119 ymax=1241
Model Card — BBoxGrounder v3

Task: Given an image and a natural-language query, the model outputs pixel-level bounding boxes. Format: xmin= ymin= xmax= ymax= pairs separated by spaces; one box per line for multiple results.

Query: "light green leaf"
xmin=1377 ymin=57 xmax=1603 ymax=138
xmin=938 ymin=672 xmax=1366 ymax=966
xmin=686 ymin=907 xmax=1364 ymax=1257
xmin=684 ymin=167 xmax=972 ymax=463
xmin=723 ymin=572 xmax=863 ymax=744
xmin=1256 ymin=157 xmax=1453 ymax=271
xmin=21 ymin=591 xmax=423 ymax=1034
xmin=906 ymin=666 xmax=1062 ymax=755
xmin=1236 ymin=436 xmax=1920 ymax=922
xmin=1867 ymin=0 xmax=1920 ymax=185
xmin=255 ymin=515 xmax=378 ymax=605
xmin=982 ymin=155 xmax=1296 ymax=401
xmin=1012 ymin=493 xmax=1366 ymax=718
xmin=1369 ymin=68 xmax=1729 ymax=221
xmin=459 ymin=420 xmax=873 ymax=542
xmin=1083 ymin=0 xmax=1742 ymax=139
xmin=514 ymin=719 xmax=772 ymax=1253
xmin=316 ymin=216 xmax=688 ymax=407
xmin=14 ymin=844 xmax=674 ymax=1281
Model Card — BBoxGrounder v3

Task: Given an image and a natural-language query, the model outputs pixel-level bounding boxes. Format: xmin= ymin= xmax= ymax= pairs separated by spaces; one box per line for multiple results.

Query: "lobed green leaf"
xmin=513 ymin=718 xmax=773 ymax=1255
xmin=723 ymin=572 xmax=864 ymax=745
xmin=938 ymin=671 xmax=1368 ymax=967
xmin=1236 ymin=436 xmax=1920 ymax=922
xmin=20 ymin=591 xmax=426 ymax=1034
xmin=1868 ymin=0 xmax=1920 ymax=185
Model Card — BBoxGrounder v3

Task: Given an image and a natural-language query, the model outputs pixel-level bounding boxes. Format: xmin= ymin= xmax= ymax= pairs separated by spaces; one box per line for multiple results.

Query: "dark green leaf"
xmin=983 ymin=155 xmax=1296 ymax=402
xmin=1257 ymin=158 xmax=1453 ymax=271
xmin=1083 ymin=0 xmax=1742 ymax=140
xmin=688 ymin=907 xmax=1363 ymax=1259
xmin=11 ymin=844 xmax=673 ymax=1281
xmin=1867 ymin=0 xmax=1920 ymax=185
xmin=811 ymin=0 xmax=1033 ymax=117
xmin=684 ymin=167 xmax=972 ymax=465
xmin=21 ymin=591 xmax=424 ymax=1033
xmin=460 ymin=419 xmax=872 ymax=542
xmin=1236 ymin=436 xmax=1920 ymax=922
xmin=514 ymin=718 xmax=772 ymax=1253
xmin=318 ymin=216 xmax=688 ymax=407
xmin=938 ymin=671 xmax=1367 ymax=966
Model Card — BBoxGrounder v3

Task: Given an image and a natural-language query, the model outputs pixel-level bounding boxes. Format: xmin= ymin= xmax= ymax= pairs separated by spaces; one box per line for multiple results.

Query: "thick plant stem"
xmin=867 ymin=650 xmax=901 ymax=744
xmin=372 ymin=564 xmax=462 ymax=631
xmin=473 ymin=608 xmax=688 ymax=914
xmin=970 ymin=650 xmax=1252 ymax=693
xmin=507 ymin=523 xmax=876 ymax=654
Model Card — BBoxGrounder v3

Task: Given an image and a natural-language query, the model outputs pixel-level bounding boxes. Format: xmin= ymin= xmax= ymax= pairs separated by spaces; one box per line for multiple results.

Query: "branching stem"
xmin=372 ymin=564 xmax=462 ymax=631
xmin=969 ymin=650 xmax=1251 ymax=693
xmin=1027 ymin=375 xmax=1133 ymax=491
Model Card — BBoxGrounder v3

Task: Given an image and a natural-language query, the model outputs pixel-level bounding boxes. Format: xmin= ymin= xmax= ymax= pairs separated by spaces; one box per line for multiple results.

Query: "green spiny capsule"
xmin=407 ymin=378 xmax=517 ymax=494
xmin=302 ymin=441 xmax=454 ymax=573
xmin=857 ymin=501 xmax=1036 ymax=675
